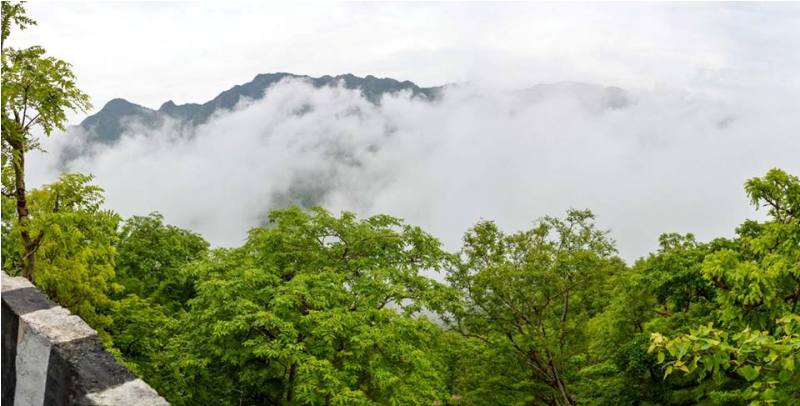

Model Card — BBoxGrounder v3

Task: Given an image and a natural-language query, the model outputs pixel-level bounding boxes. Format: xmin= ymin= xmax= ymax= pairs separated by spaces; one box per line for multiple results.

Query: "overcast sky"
xmin=12 ymin=2 xmax=800 ymax=118
xmin=12 ymin=2 xmax=800 ymax=261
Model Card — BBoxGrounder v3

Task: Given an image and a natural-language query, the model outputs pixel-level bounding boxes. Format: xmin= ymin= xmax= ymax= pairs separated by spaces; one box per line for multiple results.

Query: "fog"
xmin=27 ymin=79 xmax=800 ymax=261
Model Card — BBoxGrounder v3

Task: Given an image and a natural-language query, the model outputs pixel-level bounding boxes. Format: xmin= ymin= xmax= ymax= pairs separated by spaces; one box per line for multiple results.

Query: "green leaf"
xmin=738 ymin=365 xmax=760 ymax=382
xmin=783 ymin=356 xmax=795 ymax=372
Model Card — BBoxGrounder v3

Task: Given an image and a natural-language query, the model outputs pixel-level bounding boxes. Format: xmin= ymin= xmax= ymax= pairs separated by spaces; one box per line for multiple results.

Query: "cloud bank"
xmin=28 ymin=79 xmax=800 ymax=260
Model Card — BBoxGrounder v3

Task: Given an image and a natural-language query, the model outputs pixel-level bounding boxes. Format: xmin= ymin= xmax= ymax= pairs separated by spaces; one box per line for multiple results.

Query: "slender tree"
xmin=1 ymin=2 xmax=91 ymax=279
xmin=445 ymin=209 xmax=619 ymax=405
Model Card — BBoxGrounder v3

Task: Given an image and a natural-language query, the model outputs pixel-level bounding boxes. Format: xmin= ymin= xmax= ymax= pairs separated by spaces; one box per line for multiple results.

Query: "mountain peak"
xmin=158 ymin=100 xmax=176 ymax=111
xmin=79 ymin=98 xmax=155 ymax=143
xmin=99 ymin=98 xmax=145 ymax=113
xmin=105 ymin=97 xmax=134 ymax=106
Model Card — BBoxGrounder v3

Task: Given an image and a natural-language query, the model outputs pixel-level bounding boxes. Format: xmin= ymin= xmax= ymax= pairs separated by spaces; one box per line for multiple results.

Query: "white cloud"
xmin=28 ymin=79 xmax=800 ymax=261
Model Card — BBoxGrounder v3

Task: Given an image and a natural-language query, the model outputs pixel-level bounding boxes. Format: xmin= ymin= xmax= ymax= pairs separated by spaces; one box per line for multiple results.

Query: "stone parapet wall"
xmin=2 ymin=272 xmax=168 ymax=405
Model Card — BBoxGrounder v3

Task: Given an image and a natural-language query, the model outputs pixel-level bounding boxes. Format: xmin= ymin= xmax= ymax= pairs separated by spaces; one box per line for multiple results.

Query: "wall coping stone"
xmin=2 ymin=271 xmax=169 ymax=405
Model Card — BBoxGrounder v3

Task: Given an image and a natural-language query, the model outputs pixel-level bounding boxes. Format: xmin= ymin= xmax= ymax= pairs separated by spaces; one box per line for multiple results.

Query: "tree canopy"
xmin=3 ymin=166 xmax=798 ymax=405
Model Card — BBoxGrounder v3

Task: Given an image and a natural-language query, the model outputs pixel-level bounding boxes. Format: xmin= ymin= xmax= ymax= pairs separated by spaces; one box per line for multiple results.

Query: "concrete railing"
xmin=2 ymin=272 xmax=168 ymax=405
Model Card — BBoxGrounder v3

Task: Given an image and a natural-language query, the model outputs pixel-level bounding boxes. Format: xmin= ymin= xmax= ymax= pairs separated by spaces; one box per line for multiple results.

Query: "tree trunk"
xmin=285 ymin=361 xmax=297 ymax=404
xmin=11 ymin=143 xmax=35 ymax=280
xmin=555 ymin=377 xmax=572 ymax=406
xmin=549 ymin=361 xmax=573 ymax=406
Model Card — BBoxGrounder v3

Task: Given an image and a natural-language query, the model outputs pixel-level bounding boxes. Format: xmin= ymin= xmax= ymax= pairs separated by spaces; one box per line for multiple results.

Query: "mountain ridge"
xmin=79 ymin=72 xmax=443 ymax=144
xmin=78 ymin=73 xmax=631 ymax=147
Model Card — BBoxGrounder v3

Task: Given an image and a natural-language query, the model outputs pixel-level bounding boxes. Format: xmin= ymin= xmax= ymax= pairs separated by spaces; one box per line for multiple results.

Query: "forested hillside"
xmin=3 ymin=3 xmax=799 ymax=405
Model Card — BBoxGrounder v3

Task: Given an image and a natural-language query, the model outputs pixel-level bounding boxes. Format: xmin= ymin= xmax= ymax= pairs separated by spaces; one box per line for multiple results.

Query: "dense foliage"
xmin=4 ymin=168 xmax=798 ymax=405
xmin=650 ymin=169 xmax=800 ymax=404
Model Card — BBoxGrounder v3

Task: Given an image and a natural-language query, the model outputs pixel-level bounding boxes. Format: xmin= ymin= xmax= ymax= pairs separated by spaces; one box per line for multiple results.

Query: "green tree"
xmin=1 ymin=1 xmax=91 ymax=279
xmin=444 ymin=209 xmax=619 ymax=405
xmin=150 ymin=207 xmax=452 ymax=405
xmin=105 ymin=214 xmax=208 ymax=377
xmin=107 ymin=294 xmax=178 ymax=377
xmin=114 ymin=213 xmax=209 ymax=310
xmin=581 ymin=233 xmax=732 ymax=405
xmin=651 ymin=169 xmax=800 ymax=404
xmin=4 ymin=173 xmax=120 ymax=337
